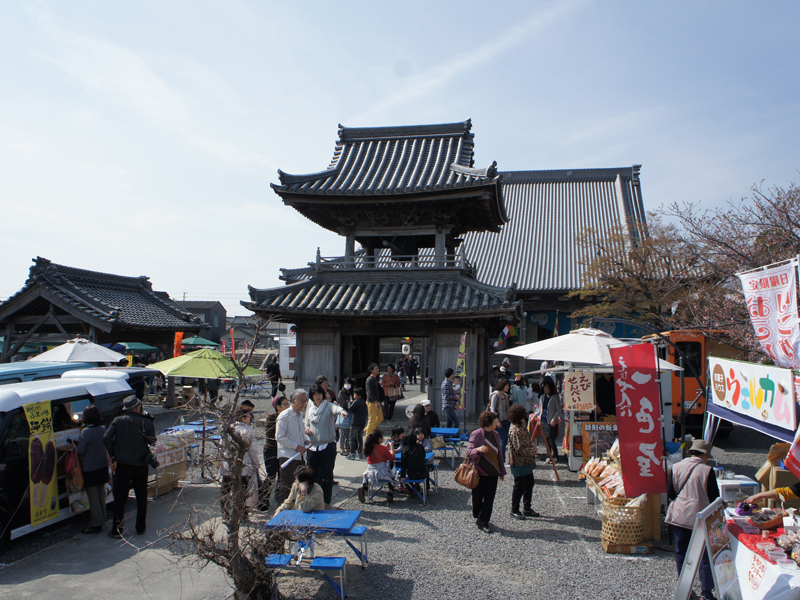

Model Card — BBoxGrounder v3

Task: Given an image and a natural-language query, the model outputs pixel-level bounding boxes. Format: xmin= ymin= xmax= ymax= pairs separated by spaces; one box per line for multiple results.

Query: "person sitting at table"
xmin=408 ymin=404 xmax=431 ymax=439
xmin=389 ymin=426 xmax=404 ymax=453
xmin=400 ymin=431 xmax=429 ymax=494
xmin=421 ymin=399 xmax=440 ymax=428
xmin=274 ymin=466 xmax=325 ymax=515
xmin=358 ymin=429 xmax=397 ymax=503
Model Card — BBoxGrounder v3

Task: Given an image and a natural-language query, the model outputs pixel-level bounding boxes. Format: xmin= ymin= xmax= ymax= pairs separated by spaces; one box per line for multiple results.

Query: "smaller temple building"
xmin=0 ymin=257 xmax=204 ymax=361
xmin=245 ymin=120 xmax=523 ymax=413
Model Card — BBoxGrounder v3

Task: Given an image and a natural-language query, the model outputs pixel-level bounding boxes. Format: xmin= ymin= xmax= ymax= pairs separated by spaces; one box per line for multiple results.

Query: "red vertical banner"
xmin=173 ymin=332 xmax=184 ymax=357
xmin=610 ymin=344 xmax=666 ymax=497
xmin=221 ymin=341 xmax=226 ymax=355
xmin=230 ymin=329 xmax=236 ymax=357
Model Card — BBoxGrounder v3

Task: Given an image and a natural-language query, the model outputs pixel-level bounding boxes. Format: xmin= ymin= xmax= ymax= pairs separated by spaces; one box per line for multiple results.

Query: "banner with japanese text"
xmin=738 ymin=262 xmax=800 ymax=370
xmin=23 ymin=401 xmax=60 ymax=526
xmin=610 ymin=344 xmax=666 ymax=497
xmin=173 ymin=332 xmax=183 ymax=357
xmin=563 ymin=371 xmax=595 ymax=411
xmin=455 ymin=332 xmax=467 ymax=410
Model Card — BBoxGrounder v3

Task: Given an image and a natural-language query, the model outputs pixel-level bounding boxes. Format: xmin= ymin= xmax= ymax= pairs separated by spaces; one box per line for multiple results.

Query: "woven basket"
xmin=601 ymin=497 xmax=646 ymax=545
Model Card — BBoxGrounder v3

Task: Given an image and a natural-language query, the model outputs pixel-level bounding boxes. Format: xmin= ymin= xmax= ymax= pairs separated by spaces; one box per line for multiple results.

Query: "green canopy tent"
xmin=120 ymin=342 xmax=159 ymax=353
xmin=181 ymin=336 xmax=220 ymax=347
xmin=149 ymin=348 xmax=260 ymax=477
xmin=149 ymin=348 xmax=259 ymax=378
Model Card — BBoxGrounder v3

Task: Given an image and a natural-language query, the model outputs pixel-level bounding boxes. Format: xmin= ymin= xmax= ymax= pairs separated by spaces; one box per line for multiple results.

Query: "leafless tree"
xmin=571 ymin=180 xmax=800 ymax=359
xmin=167 ymin=316 xmax=292 ymax=599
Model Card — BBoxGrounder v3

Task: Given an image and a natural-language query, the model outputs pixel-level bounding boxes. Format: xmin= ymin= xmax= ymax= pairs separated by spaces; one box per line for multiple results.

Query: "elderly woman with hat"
xmin=666 ymin=440 xmax=719 ymax=600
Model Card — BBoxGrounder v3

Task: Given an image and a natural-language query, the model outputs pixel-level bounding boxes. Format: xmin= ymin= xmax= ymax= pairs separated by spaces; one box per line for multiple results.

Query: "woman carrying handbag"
xmin=466 ymin=411 xmax=506 ymax=534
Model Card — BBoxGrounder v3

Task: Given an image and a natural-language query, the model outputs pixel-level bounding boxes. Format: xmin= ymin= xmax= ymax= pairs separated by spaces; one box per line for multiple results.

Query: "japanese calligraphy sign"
xmin=563 ymin=371 xmax=595 ymax=411
xmin=738 ymin=262 xmax=800 ymax=369
xmin=455 ymin=332 xmax=467 ymax=410
xmin=709 ymin=357 xmax=796 ymax=432
xmin=23 ymin=401 xmax=60 ymax=526
xmin=610 ymin=344 xmax=666 ymax=497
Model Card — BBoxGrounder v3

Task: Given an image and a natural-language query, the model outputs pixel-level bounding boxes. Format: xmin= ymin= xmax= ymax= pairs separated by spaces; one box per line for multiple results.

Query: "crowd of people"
xmin=241 ymin=357 xmax=577 ymax=535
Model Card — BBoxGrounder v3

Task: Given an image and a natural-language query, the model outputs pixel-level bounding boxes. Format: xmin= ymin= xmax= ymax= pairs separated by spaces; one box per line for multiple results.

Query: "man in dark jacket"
xmin=104 ymin=395 xmax=156 ymax=537
xmin=267 ymin=356 xmax=282 ymax=397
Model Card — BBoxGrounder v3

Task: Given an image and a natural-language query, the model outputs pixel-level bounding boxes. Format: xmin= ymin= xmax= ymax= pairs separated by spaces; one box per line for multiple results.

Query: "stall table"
xmin=727 ymin=518 xmax=800 ymax=599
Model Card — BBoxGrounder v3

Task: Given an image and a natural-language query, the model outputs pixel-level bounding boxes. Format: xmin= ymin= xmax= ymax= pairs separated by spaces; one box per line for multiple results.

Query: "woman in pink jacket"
xmin=466 ymin=411 xmax=506 ymax=534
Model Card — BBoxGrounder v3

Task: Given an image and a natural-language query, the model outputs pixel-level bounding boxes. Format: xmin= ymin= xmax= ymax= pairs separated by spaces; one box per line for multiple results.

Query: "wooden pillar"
xmin=434 ymin=228 xmax=446 ymax=267
xmin=1 ymin=323 xmax=12 ymax=363
xmin=345 ymin=234 xmax=355 ymax=269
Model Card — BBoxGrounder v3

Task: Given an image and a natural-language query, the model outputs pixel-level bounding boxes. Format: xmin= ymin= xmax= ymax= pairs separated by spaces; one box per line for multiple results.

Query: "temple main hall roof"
xmin=270 ymin=119 xmax=508 ymax=236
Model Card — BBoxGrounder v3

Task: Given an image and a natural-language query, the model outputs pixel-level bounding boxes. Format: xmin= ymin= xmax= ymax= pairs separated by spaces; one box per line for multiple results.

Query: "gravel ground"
xmin=2 ymin=381 xmax=780 ymax=598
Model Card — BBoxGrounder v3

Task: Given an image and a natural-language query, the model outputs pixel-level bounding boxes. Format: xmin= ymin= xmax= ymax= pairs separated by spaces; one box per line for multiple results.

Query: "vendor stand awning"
xmin=704 ymin=357 xmax=799 ymax=443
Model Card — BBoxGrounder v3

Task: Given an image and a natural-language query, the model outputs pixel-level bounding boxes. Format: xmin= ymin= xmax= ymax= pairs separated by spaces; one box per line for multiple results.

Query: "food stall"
xmin=695 ymin=357 xmax=800 ymax=599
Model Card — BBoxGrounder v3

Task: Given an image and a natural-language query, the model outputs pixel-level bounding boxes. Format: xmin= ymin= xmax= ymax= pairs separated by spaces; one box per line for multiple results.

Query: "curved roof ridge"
xmin=337 ymin=119 xmax=471 ymax=141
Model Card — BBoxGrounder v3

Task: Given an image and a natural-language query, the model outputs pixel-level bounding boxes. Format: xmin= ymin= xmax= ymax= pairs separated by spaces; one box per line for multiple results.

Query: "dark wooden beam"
xmin=0 ymin=313 xmax=49 ymax=363
xmin=12 ymin=315 xmax=85 ymax=325
xmin=49 ymin=304 xmax=71 ymax=338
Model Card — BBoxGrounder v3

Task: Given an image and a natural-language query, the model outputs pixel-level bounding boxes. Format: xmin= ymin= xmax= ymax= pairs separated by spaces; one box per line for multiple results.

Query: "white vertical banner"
xmin=737 ymin=260 xmax=800 ymax=369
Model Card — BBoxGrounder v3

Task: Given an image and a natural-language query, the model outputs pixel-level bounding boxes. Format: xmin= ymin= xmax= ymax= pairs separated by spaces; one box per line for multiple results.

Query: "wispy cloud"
xmin=27 ymin=6 xmax=275 ymax=169
xmin=353 ymin=0 xmax=589 ymax=124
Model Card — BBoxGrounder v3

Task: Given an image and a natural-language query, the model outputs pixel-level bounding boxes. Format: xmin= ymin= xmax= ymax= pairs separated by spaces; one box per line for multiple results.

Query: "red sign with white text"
xmin=611 ymin=344 xmax=666 ymax=497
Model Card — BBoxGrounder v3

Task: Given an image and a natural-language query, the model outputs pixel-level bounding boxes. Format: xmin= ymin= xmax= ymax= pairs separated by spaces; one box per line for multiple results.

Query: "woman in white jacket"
xmin=220 ymin=409 xmax=261 ymax=519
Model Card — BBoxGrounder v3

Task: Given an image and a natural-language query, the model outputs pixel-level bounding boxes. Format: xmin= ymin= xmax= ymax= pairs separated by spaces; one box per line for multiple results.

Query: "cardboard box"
xmin=601 ymin=539 xmax=653 ymax=554
xmin=767 ymin=467 xmax=800 ymax=509
xmin=756 ymin=461 xmax=774 ymax=487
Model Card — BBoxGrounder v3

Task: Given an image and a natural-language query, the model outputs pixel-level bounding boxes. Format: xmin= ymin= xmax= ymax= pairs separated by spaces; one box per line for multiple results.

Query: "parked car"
xmin=0 ymin=375 xmax=134 ymax=549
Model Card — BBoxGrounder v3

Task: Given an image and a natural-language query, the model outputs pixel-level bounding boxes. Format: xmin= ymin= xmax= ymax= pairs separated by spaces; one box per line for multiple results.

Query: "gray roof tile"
xmin=462 ymin=166 xmax=647 ymax=292
xmin=0 ymin=257 xmax=204 ymax=331
xmin=272 ymin=119 xmax=500 ymax=196
xmin=244 ymin=272 xmax=521 ymax=320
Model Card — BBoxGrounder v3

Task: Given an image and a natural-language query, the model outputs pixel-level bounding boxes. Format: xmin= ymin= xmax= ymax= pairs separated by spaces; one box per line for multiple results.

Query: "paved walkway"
xmin=0 ymin=484 xmax=230 ymax=600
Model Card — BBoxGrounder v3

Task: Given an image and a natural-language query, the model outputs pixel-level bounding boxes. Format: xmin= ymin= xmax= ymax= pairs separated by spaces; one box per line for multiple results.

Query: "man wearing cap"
xmin=421 ymin=399 xmax=440 ymax=428
xmin=666 ymin=440 xmax=719 ymax=600
xmin=104 ymin=395 xmax=157 ymax=538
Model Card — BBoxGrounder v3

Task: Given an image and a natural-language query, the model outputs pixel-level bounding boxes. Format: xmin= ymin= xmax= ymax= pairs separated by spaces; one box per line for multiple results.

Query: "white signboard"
xmin=709 ymin=357 xmax=797 ymax=432
xmin=563 ymin=370 xmax=595 ymax=412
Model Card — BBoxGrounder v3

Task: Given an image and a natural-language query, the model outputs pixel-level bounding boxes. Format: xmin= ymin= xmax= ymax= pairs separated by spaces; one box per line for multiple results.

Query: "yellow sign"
xmin=23 ymin=401 xmax=60 ymax=526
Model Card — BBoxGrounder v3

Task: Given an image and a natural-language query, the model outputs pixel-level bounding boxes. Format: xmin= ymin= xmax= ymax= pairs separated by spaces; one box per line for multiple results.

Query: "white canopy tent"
xmin=497 ymin=327 xmax=682 ymax=371
xmin=28 ymin=337 xmax=127 ymax=363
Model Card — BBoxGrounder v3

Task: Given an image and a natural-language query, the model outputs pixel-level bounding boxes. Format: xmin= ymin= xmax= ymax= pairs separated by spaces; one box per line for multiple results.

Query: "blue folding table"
xmin=431 ymin=427 xmax=462 ymax=467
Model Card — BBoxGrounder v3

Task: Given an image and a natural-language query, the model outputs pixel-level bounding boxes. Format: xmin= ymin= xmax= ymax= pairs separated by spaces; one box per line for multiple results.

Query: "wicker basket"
xmin=601 ymin=497 xmax=646 ymax=545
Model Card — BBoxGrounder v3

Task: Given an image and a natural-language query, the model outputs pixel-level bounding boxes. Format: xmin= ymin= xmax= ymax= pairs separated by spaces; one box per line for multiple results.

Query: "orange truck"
xmin=643 ymin=330 xmax=742 ymax=439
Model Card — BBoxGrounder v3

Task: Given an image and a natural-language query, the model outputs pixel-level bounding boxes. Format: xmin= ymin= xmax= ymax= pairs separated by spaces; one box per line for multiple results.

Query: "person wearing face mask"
xmin=337 ymin=378 xmax=355 ymax=456
xmin=441 ymin=368 xmax=460 ymax=430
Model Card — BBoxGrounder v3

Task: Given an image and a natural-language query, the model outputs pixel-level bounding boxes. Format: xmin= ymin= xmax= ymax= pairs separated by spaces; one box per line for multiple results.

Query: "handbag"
xmin=430 ymin=436 xmax=445 ymax=449
xmin=388 ymin=385 xmax=402 ymax=399
xmin=454 ymin=460 xmax=480 ymax=489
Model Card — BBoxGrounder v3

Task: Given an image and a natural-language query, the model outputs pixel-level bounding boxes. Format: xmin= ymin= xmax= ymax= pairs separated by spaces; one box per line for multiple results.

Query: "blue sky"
xmin=2 ymin=1 xmax=799 ymax=315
